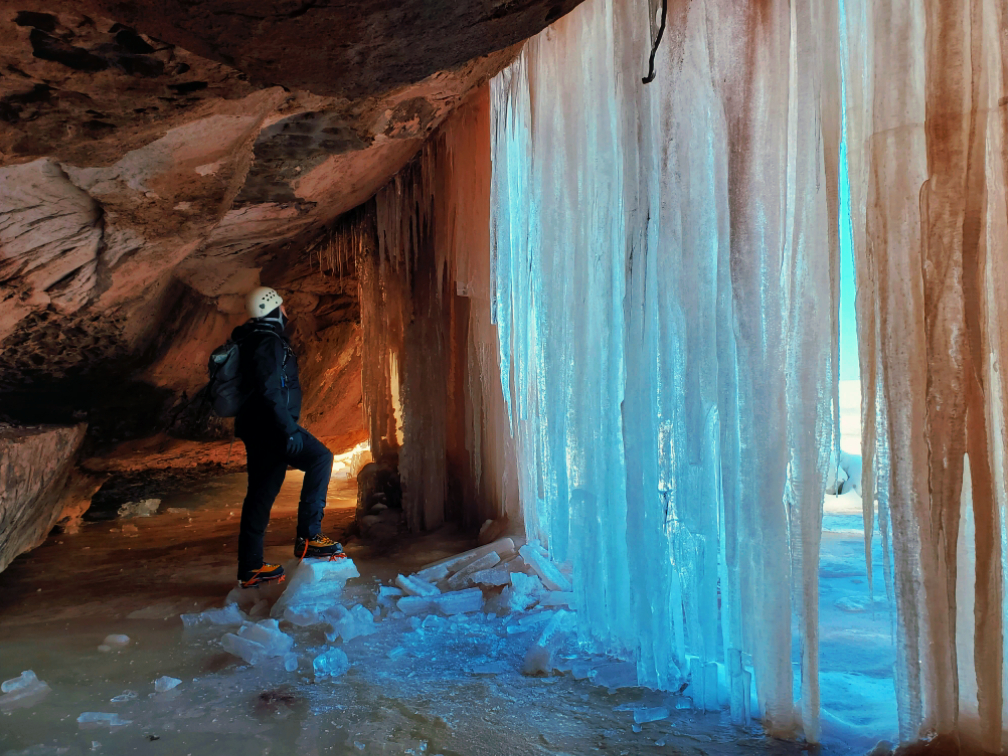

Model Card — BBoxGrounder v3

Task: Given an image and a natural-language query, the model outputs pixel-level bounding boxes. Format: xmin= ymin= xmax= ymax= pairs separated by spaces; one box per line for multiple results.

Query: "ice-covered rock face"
xmin=0 ymin=1 xmax=580 ymax=449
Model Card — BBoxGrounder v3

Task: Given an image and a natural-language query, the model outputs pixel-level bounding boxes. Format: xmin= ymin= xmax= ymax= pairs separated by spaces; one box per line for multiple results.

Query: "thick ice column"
xmin=963 ymin=2 xmax=1007 ymax=746
xmin=371 ymin=166 xmax=449 ymax=531
xmin=439 ymin=88 xmax=522 ymax=528
xmin=356 ymin=205 xmax=397 ymax=459
xmin=357 ymin=88 xmax=520 ymax=533
xmin=653 ymin=0 xmax=733 ymax=681
xmin=490 ymin=0 xmax=841 ymax=738
xmin=979 ymin=1 xmax=1008 ymax=746
xmin=842 ymin=0 xmax=1008 ymax=744
xmin=703 ymin=0 xmax=796 ymax=732
xmin=782 ymin=1 xmax=841 ymax=742
xmin=842 ymin=0 xmax=930 ymax=739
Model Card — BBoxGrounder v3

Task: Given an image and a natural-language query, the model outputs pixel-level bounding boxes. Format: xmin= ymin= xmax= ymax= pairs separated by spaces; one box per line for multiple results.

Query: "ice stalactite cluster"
xmin=489 ymin=0 xmax=839 ymax=741
xmin=358 ymin=90 xmax=521 ymax=533
xmin=483 ymin=0 xmax=1008 ymax=747
xmin=843 ymin=0 xmax=1008 ymax=749
xmin=354 ymin=0 xmax=1008 ymax=745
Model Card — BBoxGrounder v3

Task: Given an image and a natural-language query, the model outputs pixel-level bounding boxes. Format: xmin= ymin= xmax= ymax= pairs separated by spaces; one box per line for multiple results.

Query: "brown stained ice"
xmin=842 ymin=0 xmax=1008 ymax=747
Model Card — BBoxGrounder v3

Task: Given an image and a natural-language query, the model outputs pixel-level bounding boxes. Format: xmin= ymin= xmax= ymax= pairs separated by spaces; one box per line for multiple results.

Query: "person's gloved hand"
xmin=286 ymin=430 xmax=304 ymax=456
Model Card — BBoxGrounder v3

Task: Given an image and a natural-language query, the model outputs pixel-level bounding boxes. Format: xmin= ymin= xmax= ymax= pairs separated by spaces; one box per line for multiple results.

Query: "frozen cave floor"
xmin=0 ymin=471 xmax=885 ymax=756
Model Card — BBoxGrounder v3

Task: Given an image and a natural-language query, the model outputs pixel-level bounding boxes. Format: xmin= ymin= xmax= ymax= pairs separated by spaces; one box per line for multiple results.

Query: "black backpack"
xmin=206 ymin=340 xmax=247 ymax=417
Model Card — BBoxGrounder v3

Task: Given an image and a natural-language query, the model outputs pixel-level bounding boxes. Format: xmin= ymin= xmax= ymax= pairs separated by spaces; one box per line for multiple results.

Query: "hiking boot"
xmin=239 ymin=563 xmax=285 ymax=588
xmin=295 ymin=534 xmax=343 ymax=559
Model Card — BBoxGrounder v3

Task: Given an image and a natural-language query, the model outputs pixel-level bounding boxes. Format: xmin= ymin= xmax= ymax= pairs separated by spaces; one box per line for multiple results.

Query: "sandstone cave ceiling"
xmin=0 ymin=0 xmax=582 ymax=437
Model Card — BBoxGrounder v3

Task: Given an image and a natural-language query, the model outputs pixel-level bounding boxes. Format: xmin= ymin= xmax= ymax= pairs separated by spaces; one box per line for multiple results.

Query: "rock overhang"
xmin=0 ymin=0 xmax=581 ymax=440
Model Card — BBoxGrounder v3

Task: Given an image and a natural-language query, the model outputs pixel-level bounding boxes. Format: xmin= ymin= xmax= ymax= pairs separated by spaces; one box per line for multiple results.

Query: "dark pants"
xmin=236 ymin=427 xmax=333 ymax=578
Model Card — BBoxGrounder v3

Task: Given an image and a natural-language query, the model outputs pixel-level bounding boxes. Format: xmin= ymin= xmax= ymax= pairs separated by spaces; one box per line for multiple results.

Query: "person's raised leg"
xmin=238 ymin=434 xmax=289 ymax=580
xmin=286 ymin=429 xmax=338 ymax=557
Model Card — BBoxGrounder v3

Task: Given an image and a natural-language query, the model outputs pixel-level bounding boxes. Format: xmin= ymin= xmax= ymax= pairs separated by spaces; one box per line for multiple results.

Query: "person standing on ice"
xmin=231 ymin=286 xmax=343 ymax=587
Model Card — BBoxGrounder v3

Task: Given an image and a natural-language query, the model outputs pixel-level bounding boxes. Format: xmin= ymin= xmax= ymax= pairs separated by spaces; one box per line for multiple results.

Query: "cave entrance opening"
xmin=810 ymin=70 xmax=898 ymax=738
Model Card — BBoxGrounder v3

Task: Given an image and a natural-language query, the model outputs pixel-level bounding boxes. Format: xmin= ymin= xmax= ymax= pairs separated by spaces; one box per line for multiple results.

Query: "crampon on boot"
xmin=239 ymin=563 xmax=285 ymax=588
xmin=295 ymin=534 xmax=344 ymax=561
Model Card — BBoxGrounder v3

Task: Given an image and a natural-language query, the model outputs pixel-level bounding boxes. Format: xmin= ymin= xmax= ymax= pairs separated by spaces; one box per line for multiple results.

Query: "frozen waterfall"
xmin=355 ymin=0 xmax=1008 ymax=748
xmin=489 ymin=0 xmax=838 ymax=741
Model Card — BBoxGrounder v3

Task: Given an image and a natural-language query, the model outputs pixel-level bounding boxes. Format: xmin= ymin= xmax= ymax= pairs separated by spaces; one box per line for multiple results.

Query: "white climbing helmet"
xmin=246 ymin=286 xmax=283 ymax=319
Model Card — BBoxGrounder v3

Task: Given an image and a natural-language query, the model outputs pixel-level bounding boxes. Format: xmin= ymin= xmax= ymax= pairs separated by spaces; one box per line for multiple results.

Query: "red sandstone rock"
xmin=0 ymin=423 xmax=86 ymax=572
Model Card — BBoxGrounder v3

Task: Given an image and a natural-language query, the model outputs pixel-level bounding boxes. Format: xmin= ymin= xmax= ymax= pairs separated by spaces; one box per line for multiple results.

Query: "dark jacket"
xmin=231 ymin=319 xmax=302 ymax=440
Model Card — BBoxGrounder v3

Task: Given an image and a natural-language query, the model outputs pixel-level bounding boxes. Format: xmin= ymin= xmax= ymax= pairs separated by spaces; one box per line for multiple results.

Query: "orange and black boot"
xmin=295 ymin=534 xmax=343 ymax=560
xmin=239 ymin=563 xmax=285 ymax=588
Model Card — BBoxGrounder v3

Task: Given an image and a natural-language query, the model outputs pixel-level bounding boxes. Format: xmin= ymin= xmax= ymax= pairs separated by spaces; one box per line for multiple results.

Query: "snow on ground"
xmin=817 ymin=490 xmax=897 ymax=748
xmin=838 ymin=380 xmax=861 ymax=457
xmin=816 ymin=382 xmax=898 ymax=748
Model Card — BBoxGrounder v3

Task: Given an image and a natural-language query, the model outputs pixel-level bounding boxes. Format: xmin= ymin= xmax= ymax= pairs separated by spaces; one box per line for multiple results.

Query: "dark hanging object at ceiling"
xmin=642 ymin=0 xmax=667 ymax=84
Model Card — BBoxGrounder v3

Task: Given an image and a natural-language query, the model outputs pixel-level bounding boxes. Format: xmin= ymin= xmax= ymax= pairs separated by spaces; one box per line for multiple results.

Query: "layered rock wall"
xmin=0 ymin=1 xmax=569 ymax=449
xmin=0 ymin=423 xmax=86 ymax=572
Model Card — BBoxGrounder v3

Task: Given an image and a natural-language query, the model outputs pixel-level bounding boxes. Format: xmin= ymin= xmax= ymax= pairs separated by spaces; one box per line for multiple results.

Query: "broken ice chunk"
xmin=110 ymin=690 xmax=137 ymax=702
xmin=396 ymin=588 xmax=484 ymax=617
xmin=98 ymin=634 xmax=130 ymax=652
xmin=378 ymin=586 xmax=404 ymax=606
xmin=633 ymin=707 xmax=669 ymax=724
xmin=414 ymin=538 xmax=517 ymax=583
xmin=77 ymin=712 xmax=131 ymax=729
xmin=469 ymin=566 xmax=512 ymax=587
xmin=521 ymin=645 xmax=553 ymax=676
xmin=313 ymin=648 xmax=349 ymax=679
xmin=395 ymin=574 xmax=440 ymax=597
xmin=445 ymin=552 xmax=501 ymax=591
xmin=518 ymin=545 xmax=571 ymax=592
xmin=413 ymin=562 xmax=451 ymax=584
xmin=221 ymin=633 xmax=265 ymax=665
xmin=283 ymin=605 xmax=321 ymax=627
xmin=590 ymin=661 xmax=637 ymax=691
xmin=472 ymin=660 xmax=510 ymax=675
xmin=221 ymin=619 xmax=293 ymax=665
xmin=421 ymin=614 xmax=444 ymax=632
xmin=271 ymin=558 xmax=360 ymax=619
xmin=325 ymin=604 xmax=377 ymax=642
xmin=0 ymin=670 xmax=50 ymax=711
xmin=536 ymin=609 xmax=574 ymax=648
xmin=395 ymin=596 xmax=429 ymax=616
xmin=284 ymin=653 xmax=299 ymax=672
xmin=239 ymin=619 xmax=292 ymax=653
xmin=507 ymin=572 xmax=544 ymax=611
xmin=521 ymin=609 xmax=554 ymax=626
xmin=570 ymin=661 xmax=595 ymax=681
xmin=181 ymin=603 xmax=245 ymax=629
xmin=539 ymin=591 xmax=574 ymax=608
xmin=2 ymin=670 xmax=42 ymax=694
xmin=434 ymin=588 xmax=484 ymax=615
xmin=154 ymin=676 xmax=181 ymax=693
